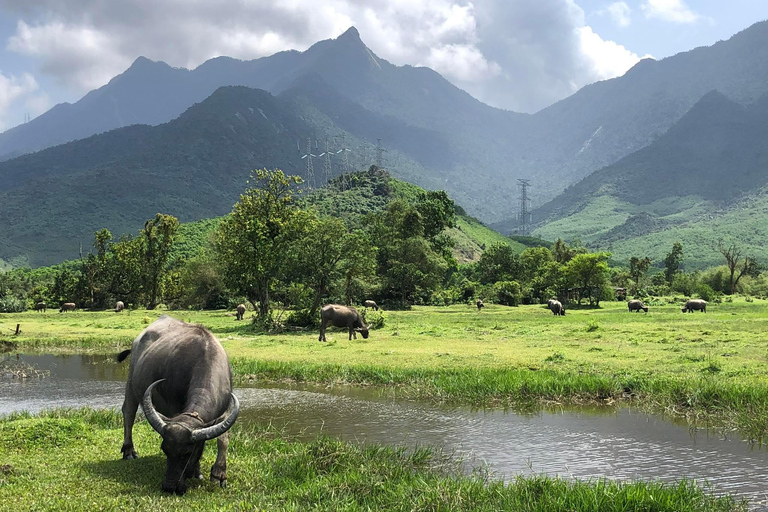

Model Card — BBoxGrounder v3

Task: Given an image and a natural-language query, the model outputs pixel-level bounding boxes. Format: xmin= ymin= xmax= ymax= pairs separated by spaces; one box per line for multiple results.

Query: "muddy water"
xmin=2 ymin=354 xmax=768 ymax=506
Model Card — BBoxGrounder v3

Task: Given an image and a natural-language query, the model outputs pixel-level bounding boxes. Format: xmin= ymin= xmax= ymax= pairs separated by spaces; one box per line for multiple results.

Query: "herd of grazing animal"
xmin=10 ymin=290 xmax=717 ymax=496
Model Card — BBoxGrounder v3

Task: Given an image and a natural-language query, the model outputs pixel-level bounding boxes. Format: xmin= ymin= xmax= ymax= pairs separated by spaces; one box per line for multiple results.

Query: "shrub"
xmin=286 ymin=309 xmax=317 ymax=328
xmin=695 ymin=284 xmax=719 ymax=302
xmin=586 ymin=320 xmax=600 ymax=332
xmin=362 ymin=310 xmax=385 ymax=329
xmin=493 ymin=281 xmax=522 ymax=306
xmin=0 ymin=295 xmax=26 ymax=313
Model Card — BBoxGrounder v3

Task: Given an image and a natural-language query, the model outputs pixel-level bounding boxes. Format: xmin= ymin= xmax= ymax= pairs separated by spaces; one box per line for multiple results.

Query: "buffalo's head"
xmin=355 ymin=326 xmax=370 ymax=339
xmin=143 ymin=380 xmax=240 ymax=495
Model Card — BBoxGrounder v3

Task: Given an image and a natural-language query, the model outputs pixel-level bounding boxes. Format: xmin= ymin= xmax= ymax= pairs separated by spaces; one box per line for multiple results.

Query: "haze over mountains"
xmin=3 ymin=22 xmax=768 ymax=267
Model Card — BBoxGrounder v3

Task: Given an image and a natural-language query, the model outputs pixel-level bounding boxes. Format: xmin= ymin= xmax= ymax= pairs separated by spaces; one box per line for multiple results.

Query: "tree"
xmin=717 ymin=241 xmax=761 ymax=294
xmin=287 ymin=213 xmax=367 ymax=316
xmin=339 ymin=232 xmax=376 ymax=306
xmin=140 ymin=213 xmax=179 ymax=309
xmin=81 ymin=229 xmax=113 ymax=308
xmin=664 ymin=242 xmax=683 ymax=283
xmin=552 ymin=238 xmax=586 ymax=264
xmin=476 ymin=243 xmax=521 ymax=284
xmin=371 ymin=200 xmax=448 ymax=306
xmin=564 ymin=252 xmax=611 ymax=305
xmin=216 ymin=169 xmax=304 ymax=318
xmin=629 ymin=256 xmax=652 ymax=288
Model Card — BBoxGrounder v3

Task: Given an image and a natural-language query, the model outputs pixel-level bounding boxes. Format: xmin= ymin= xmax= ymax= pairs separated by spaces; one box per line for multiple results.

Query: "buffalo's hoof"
xmin=121 ymin=446 xmax=138 ymax=459
xmin=210 ymin=467 xmax=227 ymax=488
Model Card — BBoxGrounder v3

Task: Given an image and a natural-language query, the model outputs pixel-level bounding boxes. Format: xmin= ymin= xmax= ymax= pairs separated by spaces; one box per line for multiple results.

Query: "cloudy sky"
xmin=1 ymin=0 xmax=767 ymax=131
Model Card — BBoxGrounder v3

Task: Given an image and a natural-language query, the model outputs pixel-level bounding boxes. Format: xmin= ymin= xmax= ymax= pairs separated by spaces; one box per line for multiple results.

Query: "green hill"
xmin=167 ymin=169 xmax=522 ymax=267
xmin=514 ymin=91 xmax=768 ymax=268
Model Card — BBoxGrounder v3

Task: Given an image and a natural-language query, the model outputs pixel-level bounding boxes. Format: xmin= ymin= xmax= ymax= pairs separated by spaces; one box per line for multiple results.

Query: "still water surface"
xmin=2 ymin=354 xmax=767 ymax=506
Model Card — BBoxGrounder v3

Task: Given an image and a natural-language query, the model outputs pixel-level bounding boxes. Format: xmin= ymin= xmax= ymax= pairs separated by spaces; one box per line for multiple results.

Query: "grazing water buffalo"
xmin=363 ymin=300 xmax=379 ymax=311
xmin=117 ymin=315 xmax=240 ymax=495
xmin=115 ymin=301 xmax=125 ymax=313
xmin=682 ymin=299 xmax=707 ymax=313
xmin=319 ymin=304 xmax=369 ymax=342
xmin=548 ymin=300 xmax=566 ymax=316
xmin=34 ymin=302 xmax=46 ymax=312
xmin=235 ymin=304 xmax=246 ymax=321
xmin=59 ymin=302 xmax=75 ymax=313
xmin=627 ymin=300 xmax=648 ymax=313
xmin=476 ymin=299 xmax=485 ymax=311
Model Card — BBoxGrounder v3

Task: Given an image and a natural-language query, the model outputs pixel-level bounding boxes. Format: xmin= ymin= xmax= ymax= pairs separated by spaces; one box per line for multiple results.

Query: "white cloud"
xmin=641 ymin=0 xmax=701 ymax=24
xmin=0 ymin=70 xmax=49 ymax=130
xmin=601 ymin=2 xmax=632 ymax=27
xmin=579 ymin=26 xmax=651 ymax=80
xmin=1 ymin=0 xmax=645 ymax=114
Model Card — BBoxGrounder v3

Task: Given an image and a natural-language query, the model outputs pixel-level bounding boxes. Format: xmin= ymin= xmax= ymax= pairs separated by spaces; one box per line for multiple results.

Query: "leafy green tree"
xmin=286 ymin=212 xmax=372 ymax=316
xmin=140 ymin=213 xmax=179 ymax=309
xmin=216 ymin=169 xmax=303 ymax=318
xmin=629 ymin=256 xmax=652 ymax=289
xmin=81 ymin=229 xmax=113 ymax=308
xmin=476 ymin=243 xmax=521 ymax=284
xmin=339 ymin=231 xmax=377 ymax=306
xmin=564 ymin=252 xmax=611 ymax=305
xmin=716 ymin=240 xmax=761 ymax=294
xmin=107 ymin=235 xmax=144 ymax=306
xmin=664 ymin=242 xmax=684 ymax=283
xmin=552 ymin=238 xmax=585 ymax=264
xmin=493 ymin=281 xmax=522 ymax=306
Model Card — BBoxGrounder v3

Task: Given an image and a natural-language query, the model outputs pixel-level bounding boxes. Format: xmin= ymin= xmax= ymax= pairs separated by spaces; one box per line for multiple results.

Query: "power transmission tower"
xmin=517 ymin=179 xmax=531 ymax=235
xmin=318 ymin=138 xmax=333 ymax=186
xmin=335 ymin=135 xmax=352 ymax=190
xmin=375 ymin=138 xmax=386 ymax=168
xmin=300 ymin=138 xmax=317 ymax=189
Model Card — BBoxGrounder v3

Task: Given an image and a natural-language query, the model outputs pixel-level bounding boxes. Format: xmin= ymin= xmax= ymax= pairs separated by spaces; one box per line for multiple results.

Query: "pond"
xmin=2 ymin=354 xmax=767 ymax=507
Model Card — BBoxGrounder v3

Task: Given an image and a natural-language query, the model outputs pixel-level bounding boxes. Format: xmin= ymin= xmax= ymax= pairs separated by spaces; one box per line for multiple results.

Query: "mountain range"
xmin=511 ymin=91 xmax=768 ymax=267
xmin=4 ymin=22 xmax=768 ymax=266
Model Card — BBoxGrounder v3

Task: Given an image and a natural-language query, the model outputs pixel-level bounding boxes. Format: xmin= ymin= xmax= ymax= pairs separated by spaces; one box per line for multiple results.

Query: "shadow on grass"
xmin=83 ymin=454 xmax=167 ymax=495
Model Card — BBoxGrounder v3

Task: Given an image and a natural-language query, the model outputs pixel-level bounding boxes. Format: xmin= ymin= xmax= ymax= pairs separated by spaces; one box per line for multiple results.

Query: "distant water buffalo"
xmin=476 ymin=299 xmax=484 ymax=311
xmin=682 ymin=299 xmax=707 ymax=313
xmin=548 ymin=300 xmax=565 ymax=316
xmin=115 ymin=301 xmax=125 ymax=313
xmin=319 ymin=304 xmax=369 ymax=342
xmin=627 ymin=300 xmax=648 ymax=313
xmin=117 ymin=315 xmax=239 ymax=495
xmin=59 ymin=302 xmax=76 ymax=313
xmin=363 ymin=300 xmax=379 ymax=311
xmin=235 ymin=304 xmax=246 ymax=321
xmin=34 ymin=302 xmax=46 ymax=313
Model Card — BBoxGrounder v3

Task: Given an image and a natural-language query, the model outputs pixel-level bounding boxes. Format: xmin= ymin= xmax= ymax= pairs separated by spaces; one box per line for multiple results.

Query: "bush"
xmin=0 ymin=295 xmax=26 ymax=313
xmin=493 ymin=281 xmax=522 ymax=306
xmin=361 ymin=309 xmax=385 ymax=329
xmin=586 ymin=320 xmax=600 ymax=332
xmin=695 ymin=284 xmax=719 ymax=302
xmin=286 ymin=309 xmax=318 ymax=328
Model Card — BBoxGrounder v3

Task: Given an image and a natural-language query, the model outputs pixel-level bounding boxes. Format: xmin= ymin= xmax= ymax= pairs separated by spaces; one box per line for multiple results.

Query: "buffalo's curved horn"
xmin=190 ymin=393 xmax=240 ymax=442
xmin=142 ymin=379 xmax=169 ymax=435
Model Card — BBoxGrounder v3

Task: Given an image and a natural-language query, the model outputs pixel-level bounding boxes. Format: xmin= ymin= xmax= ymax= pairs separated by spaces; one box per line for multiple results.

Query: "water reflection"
xmin=2 ymin=354 xmax=767 ymax=505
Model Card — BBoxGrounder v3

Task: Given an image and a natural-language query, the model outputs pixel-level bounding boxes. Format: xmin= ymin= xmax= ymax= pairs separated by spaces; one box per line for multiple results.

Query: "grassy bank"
xmin=0 ymin=409 xmax=745 ymax=511
xmin=3 ymin=300 xmax=768 ymax=437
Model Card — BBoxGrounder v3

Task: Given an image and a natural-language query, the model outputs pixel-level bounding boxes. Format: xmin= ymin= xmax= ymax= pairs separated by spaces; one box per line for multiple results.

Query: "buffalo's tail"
xmin=116 ymin=349 xmax=131 ymax=363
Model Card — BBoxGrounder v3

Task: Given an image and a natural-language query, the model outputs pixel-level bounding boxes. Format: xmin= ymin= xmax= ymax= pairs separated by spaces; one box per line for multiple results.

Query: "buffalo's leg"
xmin=210 ymin=432 xmax=230 ymax=487
xmin=319 ymin=321 xmax=326 ymax=342
xmin=121 ymin=392 xmax=139 ymax=459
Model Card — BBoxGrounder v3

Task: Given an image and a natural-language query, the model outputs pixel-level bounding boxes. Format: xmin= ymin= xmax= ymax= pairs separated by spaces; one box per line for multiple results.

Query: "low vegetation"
xmin=4 ymin=299 xmax=768 ymax=440
xmin=0 ymin=409 xmax=746 ymax=511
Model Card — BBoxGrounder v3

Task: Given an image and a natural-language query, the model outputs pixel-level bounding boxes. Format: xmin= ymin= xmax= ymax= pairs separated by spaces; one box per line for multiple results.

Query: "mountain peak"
xmin=337 ymin=26 xmax=360 ymax=42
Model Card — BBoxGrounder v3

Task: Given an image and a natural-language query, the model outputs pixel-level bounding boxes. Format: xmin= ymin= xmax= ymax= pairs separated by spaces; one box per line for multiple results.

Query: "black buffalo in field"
xmin=117 ymin=316 xmax=239 ymax=495
xmin=319 ymin=304 xmax=369 ymax=342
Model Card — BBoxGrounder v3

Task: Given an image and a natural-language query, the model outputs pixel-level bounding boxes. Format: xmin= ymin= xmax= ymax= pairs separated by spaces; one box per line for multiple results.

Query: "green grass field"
xmin=3 ymin=300 xmax=768 ymax=436
xmin=0 ymin=409 xmax=746 ymax=511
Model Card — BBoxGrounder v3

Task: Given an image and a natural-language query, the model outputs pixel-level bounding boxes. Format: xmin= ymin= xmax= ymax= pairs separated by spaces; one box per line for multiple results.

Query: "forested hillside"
xmin=6 ymin=21 xmax=768 ymax=229
xmin=508 ymin=91 xmax=768 ymax=267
